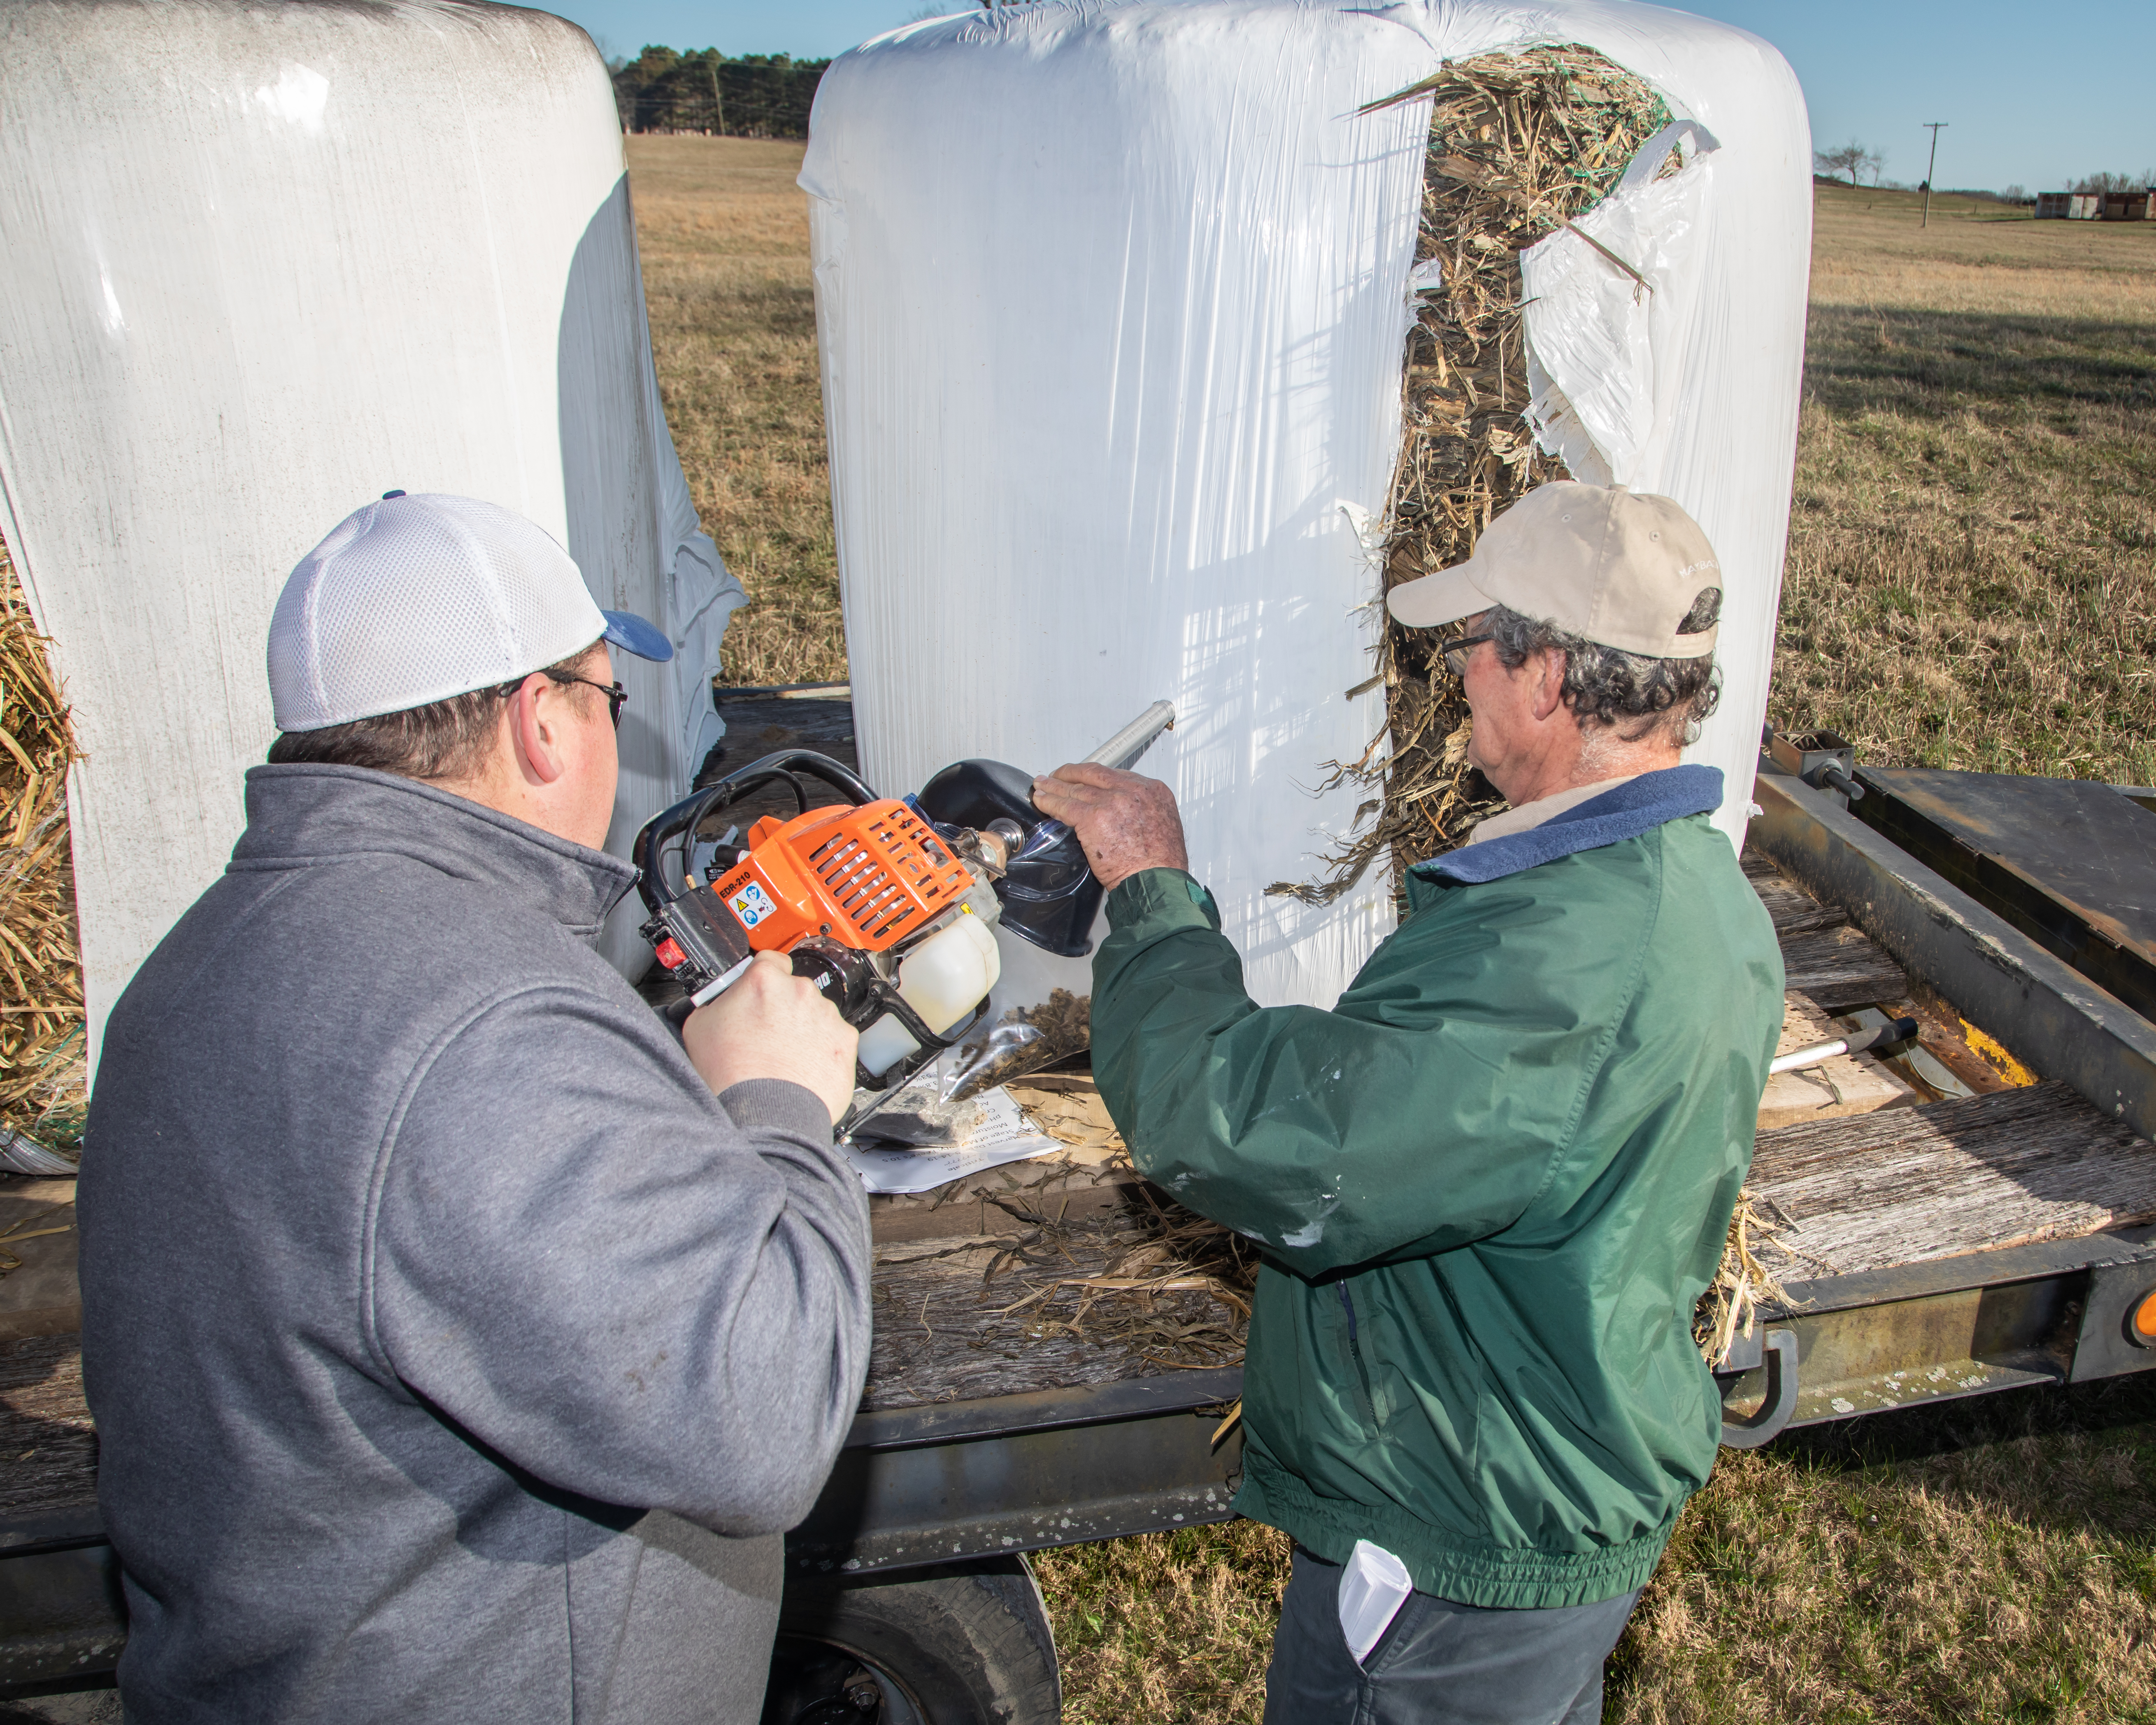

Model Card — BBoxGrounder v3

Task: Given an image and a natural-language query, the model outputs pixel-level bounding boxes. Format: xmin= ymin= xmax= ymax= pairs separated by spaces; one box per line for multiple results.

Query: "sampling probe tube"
xmin=1768 ymin=1015 xmax=1919 ymax=1076
xmin=1016 ymin=699 xmax=1177 ymax=861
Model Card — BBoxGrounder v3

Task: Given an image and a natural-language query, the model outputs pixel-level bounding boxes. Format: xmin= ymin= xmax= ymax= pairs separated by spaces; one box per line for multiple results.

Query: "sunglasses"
xmin=1441 ymin=632 xmax=1493 ymax=678
xmin=497 ymin=671 xmax=628 ymax=730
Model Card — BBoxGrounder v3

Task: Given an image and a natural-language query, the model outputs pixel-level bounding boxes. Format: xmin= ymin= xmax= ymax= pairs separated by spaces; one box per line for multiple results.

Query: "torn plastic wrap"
xmin=803 ymin=0 xmax=1811 ymax=1027
xmin=1521 ymin=119 xmax=1719 ymax=488
xmin=0 ymin=0 xmax=744 ymax=1062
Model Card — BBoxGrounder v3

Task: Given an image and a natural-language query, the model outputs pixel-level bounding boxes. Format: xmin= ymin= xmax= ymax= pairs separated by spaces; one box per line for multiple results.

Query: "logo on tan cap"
xmin=1385 ymin=483 xmax=1722 ymax=659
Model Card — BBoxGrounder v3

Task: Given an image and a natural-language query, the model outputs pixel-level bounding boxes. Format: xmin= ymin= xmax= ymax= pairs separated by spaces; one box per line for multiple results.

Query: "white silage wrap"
xmin=0 ymin=1 xmax=744 ymax=1069
xmin=804 ymin=0 xmax=1811 ymax=1013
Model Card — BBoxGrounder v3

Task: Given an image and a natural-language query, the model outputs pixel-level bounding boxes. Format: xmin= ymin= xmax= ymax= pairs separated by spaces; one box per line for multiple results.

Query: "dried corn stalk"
xmin=1692 ymin=1190 xmax=1800 ymax=1368
xmin=957 ymin=1141 xmax=1259 ymax=1369
xmin=0 ymin=538 xmax=85 ymax=1163
xmin=1272 ymin=47 xmax=1671 ymax=904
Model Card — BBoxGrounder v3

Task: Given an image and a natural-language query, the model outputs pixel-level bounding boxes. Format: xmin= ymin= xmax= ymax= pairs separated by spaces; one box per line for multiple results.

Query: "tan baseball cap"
xmin=1385 ymin=482 xmax=1722 ymax=658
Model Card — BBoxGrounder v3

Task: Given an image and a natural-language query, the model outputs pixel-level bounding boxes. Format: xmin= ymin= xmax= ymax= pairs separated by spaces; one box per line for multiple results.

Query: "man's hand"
xmin=681 ymin=951 xmax=859 ymax=1127
xmin=1030 ymin=762 xmax=1189 ymax=892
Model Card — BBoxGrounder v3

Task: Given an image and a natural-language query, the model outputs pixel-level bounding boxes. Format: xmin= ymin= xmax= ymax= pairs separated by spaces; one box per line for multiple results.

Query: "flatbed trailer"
xmin=4 ymin=735 xmax=2156 ymax=1721
xmin=1719 ymin=757 xmax=2156 ymax=1441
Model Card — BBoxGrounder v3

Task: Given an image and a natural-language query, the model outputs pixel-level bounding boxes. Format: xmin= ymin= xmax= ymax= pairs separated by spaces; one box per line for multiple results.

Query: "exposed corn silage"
xmin=1266 ymin=54 xmax=1764 ymax=1368
xmin=0 ymin=539 xmax=84 ymax=1172
xmin=1273 ymin=47 xmax=1672 ymax=904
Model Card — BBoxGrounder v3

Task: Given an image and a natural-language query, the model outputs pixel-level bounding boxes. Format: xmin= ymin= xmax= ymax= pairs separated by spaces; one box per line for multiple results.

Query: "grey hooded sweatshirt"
xmin=78 ymin=765 xmax=873 ymax=1723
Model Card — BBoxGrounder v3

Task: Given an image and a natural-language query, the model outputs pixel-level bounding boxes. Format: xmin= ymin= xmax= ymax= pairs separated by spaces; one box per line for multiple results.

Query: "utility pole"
xmin=1921 ymin=122 xmax=1948 ymax=227
xmin=710 ymin=59 xmax=725 ymax=137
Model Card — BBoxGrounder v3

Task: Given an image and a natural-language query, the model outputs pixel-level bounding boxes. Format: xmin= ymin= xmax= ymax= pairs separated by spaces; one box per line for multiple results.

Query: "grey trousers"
xmin=1261 ymin=1547 xmax=1641 ymax=1725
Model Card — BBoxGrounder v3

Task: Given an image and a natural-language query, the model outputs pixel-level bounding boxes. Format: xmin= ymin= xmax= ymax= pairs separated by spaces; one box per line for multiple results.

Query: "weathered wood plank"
xmin=1743 ymin=857 xmax=1851 ymax=938
xmin=1743 ymin=846 xmax=1904 ymax=1007
xmin=0 ymin=1335 xmax=96 ymax=1517
xmin=1749 ymin=1081 xmax=2156 ymax=1279
xmin=1778 ymin=923 xmax=1907 ymax=1011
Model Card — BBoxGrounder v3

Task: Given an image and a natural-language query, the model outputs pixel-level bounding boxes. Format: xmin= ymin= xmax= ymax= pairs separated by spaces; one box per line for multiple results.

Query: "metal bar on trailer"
xmin=1749 ymin=762 xmax=2156 ymax=1142
xmin=0 ymin=1538 xmax=121 ymax=1692
xmin=788 ymin=1370 xmax=1245 ymax=1578
xmin=0 ymin=1369 xmax=1256 ymax=1690
xmin=1724 ymin=1227 xmax=2156 ymax=1427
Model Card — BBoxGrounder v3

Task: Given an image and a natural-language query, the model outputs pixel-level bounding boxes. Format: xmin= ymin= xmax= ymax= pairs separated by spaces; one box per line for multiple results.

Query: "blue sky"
xmin=554 ymin=0 xmax=2151 ymax=196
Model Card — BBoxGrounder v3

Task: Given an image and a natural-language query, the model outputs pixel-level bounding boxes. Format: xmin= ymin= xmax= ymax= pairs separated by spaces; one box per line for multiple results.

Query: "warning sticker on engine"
xmin=728 ymin=880 xmax=778 ymax=930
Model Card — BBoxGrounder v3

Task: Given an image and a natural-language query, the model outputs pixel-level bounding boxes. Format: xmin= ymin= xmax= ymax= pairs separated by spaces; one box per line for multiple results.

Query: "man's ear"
xmin=508 ymin=674 xmax=570 ymax=787
xmin=1529 ymin=649 xmax=1568 ymax=723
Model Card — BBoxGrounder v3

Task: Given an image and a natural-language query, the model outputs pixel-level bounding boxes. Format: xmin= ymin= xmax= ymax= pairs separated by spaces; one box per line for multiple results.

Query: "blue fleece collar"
xmin=1413 ymin=764 xmax=1725 ymax=885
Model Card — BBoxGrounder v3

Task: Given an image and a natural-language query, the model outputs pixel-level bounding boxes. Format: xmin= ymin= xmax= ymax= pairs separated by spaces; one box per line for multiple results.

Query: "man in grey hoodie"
xmin=78 ymin=493 xmax=870 ymax=1723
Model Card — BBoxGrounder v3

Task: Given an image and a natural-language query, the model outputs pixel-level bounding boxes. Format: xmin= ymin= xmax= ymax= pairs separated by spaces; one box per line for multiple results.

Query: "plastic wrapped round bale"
xmin=804 ymin=0 xmax=1812 ymax=1085
xmin=0 ymin=0 xmax=744 ymax=1071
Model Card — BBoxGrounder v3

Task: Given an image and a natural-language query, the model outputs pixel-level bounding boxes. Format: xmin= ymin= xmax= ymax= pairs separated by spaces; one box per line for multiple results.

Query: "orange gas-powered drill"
xmin=633 ymin=704 xmax=1173 ymax=1114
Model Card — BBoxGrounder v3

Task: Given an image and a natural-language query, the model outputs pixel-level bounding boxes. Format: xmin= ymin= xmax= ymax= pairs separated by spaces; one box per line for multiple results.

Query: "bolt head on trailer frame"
xmin=1767 ymin=726 xmax=1863 ymax=805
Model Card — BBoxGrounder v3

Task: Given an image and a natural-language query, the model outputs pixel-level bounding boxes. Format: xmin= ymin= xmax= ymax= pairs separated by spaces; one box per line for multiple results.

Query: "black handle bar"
xmin=633 ymin=750 xmax=879 ymax=914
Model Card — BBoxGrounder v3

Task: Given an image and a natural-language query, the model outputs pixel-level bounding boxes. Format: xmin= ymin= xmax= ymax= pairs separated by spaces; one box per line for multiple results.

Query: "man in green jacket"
xmin=1033 ymin=483 xmax=1784 ymax=1723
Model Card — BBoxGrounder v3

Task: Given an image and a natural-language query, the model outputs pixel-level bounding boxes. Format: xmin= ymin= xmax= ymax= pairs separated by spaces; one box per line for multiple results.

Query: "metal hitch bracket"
xmin=1716 ymin=1328 xmax=1800 ymax=1448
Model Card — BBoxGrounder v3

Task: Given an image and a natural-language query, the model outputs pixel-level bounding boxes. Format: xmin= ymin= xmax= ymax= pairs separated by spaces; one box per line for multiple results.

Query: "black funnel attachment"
xmin=915 ymin=758 xmax=1102 ymax=957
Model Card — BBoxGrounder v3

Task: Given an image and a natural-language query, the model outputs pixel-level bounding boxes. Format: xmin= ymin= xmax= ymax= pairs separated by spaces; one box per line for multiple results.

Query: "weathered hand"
xmin=1030 ymin=762 xmax=1190 ymax=892
xmin=681 ymin=950 xmax=860 ymax=1126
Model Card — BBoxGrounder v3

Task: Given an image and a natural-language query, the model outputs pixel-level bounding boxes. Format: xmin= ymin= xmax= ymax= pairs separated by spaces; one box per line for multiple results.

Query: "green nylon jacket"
xmin=1091 ymin=798 xmax=1784 ymax=1609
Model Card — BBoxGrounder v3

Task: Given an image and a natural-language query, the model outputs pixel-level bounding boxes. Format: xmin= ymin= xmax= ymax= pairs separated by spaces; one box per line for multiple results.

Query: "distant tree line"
xmin=1811 ymin=137 xmax=2156 ymax=203
xmin=610 ymin=46 xmax=828 ymax=138
xmin=2072 ymin=170 xmax=2156 ymax=195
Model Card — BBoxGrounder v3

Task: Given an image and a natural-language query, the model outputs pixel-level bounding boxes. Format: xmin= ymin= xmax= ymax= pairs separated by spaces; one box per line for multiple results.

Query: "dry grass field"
xmin=630 ymin=137 xmax=842 ymax=684
xmin=1781 ymin=184 xmax=2156 ymax=781
xmin=626 ymin=142 xmax=2156 ymax=1722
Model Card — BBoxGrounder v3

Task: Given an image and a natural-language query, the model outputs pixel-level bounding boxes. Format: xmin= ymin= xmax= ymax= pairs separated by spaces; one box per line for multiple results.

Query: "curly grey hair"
xmin=1483 ymin=591 xmax=1722 ymax=746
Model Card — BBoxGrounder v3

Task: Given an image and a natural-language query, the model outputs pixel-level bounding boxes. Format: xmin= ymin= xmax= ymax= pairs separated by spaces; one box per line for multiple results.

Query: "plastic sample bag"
xmin=0 ymin=0 xmax=743 ymax=1067
xmin=802 ymin=0 xmax=1810 ymax=1017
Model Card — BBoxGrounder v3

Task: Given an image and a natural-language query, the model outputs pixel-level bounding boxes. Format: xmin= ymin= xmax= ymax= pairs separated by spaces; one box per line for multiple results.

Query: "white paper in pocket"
xmin=1337 ymin=1538 xmax=1414 ymax=1667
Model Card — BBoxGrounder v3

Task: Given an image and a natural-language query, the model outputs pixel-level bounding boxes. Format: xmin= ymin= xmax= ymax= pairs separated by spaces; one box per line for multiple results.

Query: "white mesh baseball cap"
xmin=268 ymin=491 xmax=674 ymax=732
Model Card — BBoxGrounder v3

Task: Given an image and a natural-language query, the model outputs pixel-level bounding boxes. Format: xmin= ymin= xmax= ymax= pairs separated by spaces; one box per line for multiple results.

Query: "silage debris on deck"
xmin=1692 ymin=1190 xmax=1800 ymax=1368
xmin=0 ymin=540 xmax=85 ymax=1170
xmin=970 ymin=1160 xmax=1256 ymax=1369
xmin=998 ymin=1076 xmax=1794 ymax=1378
xmin=967 ymin=1084 xmax=1252 ymax=1362
xmin=864 ymin=1120 xmax=1258 ymax=1409
xmin=1271 ymin=46 xmax=1672 ymax=905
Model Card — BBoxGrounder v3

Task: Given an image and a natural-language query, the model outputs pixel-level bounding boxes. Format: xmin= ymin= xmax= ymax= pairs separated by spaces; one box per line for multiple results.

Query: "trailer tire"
xmin=763 ymin=1556 xmax=1059 ymax=1725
